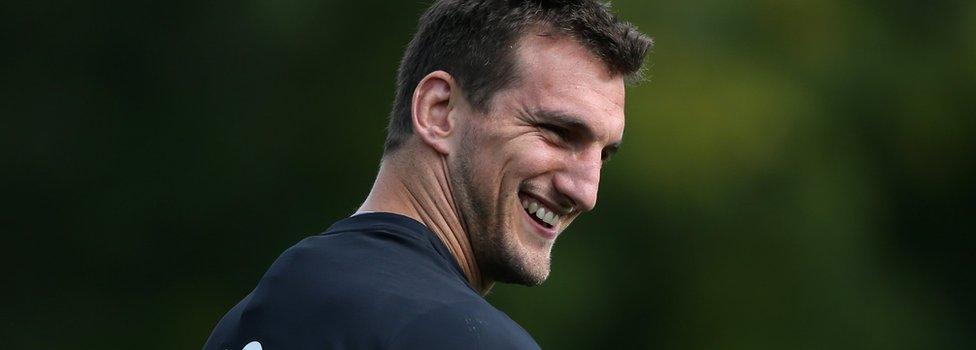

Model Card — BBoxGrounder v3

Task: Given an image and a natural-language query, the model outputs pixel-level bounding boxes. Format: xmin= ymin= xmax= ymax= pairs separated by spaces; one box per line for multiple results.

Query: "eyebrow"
xmin=530 ymin=109 xmax=623 ymax=158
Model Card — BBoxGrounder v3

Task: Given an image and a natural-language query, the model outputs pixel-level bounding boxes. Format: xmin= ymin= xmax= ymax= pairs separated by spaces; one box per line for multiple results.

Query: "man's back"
xmin=203 ymin=212 xmax=539 ymax=350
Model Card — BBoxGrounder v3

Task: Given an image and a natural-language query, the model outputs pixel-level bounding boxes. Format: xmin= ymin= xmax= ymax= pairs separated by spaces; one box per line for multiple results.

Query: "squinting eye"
xmin=539 ymin=124 xmax=569 ymax=141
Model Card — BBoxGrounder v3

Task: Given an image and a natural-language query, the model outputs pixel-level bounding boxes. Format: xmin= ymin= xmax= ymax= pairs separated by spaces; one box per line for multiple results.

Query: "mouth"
xmin=518 ymin=191 xmax=561 ymax=239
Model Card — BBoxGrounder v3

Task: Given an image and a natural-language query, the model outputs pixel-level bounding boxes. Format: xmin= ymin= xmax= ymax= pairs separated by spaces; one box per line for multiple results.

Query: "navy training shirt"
xmin=203 ymin=212 xmax=540 ymax=350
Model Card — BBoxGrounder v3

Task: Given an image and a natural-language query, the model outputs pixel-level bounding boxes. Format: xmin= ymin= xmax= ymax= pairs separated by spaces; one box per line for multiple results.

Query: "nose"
xmin=553 ymin=149 xmax=602 ymax=212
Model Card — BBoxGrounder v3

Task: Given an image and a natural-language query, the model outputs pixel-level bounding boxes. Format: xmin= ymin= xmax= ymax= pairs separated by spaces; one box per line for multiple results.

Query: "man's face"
xmin=449 ymin=32 xmax=626 ymax=286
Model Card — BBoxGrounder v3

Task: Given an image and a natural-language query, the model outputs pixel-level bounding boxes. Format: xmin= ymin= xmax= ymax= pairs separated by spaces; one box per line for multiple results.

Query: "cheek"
xmin=504 ymin=137 xmax=564 ymax=178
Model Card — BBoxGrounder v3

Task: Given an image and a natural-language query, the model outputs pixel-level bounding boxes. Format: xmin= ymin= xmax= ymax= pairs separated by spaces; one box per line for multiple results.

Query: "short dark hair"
xmin=383 ymin=0 xmax=653 ymax=153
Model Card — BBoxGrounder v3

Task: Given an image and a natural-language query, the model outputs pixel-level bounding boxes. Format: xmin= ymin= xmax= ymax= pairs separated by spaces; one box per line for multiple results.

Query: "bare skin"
xmin=358 ymin=29 xmax=626 ymax=295
xmin=357 ymin=147 xmax=490 ymax=293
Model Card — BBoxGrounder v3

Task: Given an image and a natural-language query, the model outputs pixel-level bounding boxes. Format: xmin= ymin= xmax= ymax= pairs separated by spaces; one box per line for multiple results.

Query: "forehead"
xmin=505 ymin=30 xmax=627 ymax=138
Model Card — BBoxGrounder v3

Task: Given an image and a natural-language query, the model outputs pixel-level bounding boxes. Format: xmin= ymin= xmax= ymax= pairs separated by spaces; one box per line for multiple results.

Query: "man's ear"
xmin=411 ymin=70 xmax=459 ymax=155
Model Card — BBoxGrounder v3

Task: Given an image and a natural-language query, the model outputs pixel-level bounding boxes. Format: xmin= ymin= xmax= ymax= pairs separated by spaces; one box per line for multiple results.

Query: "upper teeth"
xmin=522 ymin=199 xmax=560 ymax=226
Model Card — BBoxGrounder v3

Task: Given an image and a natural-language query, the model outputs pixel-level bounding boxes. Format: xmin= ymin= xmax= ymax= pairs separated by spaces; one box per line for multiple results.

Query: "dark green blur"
xmin=4 ymin=1 xmax=974 ymax=349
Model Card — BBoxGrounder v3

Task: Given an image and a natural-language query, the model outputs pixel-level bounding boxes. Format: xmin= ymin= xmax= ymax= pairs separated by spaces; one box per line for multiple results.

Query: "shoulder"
xmin=386 ymin=300 xmax=540 ymax=350
xmin=261 ymin=230 xmax=463 ymax=299
xmin=205 ymin=215 xmax=510 ymax=349
xmin=207 ymin=231 xmax=481 ymax=347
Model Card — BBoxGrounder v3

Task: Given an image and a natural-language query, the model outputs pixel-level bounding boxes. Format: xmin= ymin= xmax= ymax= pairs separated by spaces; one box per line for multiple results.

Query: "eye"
xmin=538 ymin=123 xmax=570 ymax=143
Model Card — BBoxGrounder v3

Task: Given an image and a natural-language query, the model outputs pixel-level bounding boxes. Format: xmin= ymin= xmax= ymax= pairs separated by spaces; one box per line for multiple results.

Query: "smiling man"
xmin=204 ymin=0 xmax=650 ymax=349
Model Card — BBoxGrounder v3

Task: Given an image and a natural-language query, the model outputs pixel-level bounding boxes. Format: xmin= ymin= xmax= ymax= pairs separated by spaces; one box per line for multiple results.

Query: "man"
xmin=204 ymin=0 xmax=651 ymax=349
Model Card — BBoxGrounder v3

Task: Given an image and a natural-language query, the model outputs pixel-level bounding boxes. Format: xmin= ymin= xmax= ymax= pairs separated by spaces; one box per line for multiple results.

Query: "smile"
xmin=520 ymin=196 xmax=561 ymax=229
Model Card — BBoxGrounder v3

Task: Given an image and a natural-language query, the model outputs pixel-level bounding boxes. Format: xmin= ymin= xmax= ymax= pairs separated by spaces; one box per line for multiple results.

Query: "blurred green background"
xmin=4 ymin=0 xmax=974 ymax=349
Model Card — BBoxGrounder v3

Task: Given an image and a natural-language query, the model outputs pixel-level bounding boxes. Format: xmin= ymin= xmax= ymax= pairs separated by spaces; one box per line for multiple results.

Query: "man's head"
xmin=386 ymin=0 xmax=651 ymax=286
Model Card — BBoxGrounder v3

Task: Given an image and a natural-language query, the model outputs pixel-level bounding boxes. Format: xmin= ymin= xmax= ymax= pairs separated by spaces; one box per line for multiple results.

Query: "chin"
xmin=494 ymin=264 xmax=550 ymax=286
xmin=492 ymin=232 xmax=553 ymax=286
xmin=518 ymin=266 xmax=551 ymax=287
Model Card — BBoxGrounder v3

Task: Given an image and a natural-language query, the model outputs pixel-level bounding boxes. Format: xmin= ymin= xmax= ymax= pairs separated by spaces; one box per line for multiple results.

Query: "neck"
xmin=356 ymin=147 xmax=493 ymax=295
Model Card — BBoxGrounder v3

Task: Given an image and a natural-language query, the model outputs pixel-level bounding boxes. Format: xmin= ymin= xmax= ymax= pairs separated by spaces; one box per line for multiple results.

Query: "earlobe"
xmin=411 ymin=71 xmax=458 ymax=155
